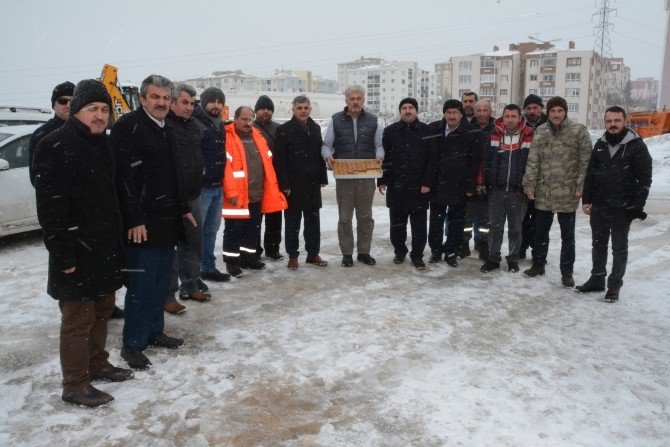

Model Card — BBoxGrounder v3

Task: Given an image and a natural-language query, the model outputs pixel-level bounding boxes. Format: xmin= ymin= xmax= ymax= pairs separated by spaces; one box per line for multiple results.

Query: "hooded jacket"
xmin=482 ymin=116 xmax=535 ymax=193
xmin=191 ymin=106 xmax=226 ymax=188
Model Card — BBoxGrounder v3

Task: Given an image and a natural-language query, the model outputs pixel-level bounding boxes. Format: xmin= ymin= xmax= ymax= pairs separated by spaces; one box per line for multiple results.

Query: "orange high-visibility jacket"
xmin=222 ymin=123 xmax=287 ymax=219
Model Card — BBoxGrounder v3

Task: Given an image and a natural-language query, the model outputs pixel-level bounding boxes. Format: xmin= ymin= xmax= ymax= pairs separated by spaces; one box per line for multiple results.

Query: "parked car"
xmin=0 ymin=106 xmax=52 ymax=127
xmin=0 ymin=124 xmax=40 ymax=237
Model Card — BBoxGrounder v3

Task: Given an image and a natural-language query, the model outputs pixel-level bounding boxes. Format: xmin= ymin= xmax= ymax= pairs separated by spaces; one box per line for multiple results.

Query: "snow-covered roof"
xmin=526 ymin=47 xmax=589 ymax=55
xmin=481 ymin=50 xmax=519 ymax=57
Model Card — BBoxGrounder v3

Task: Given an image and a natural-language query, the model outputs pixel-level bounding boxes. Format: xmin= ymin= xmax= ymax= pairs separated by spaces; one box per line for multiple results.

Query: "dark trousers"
xmin=123 ymin=246 xmax=174 ymax=351
xmin=59 ymin=294 xmax=115 ymax=394
xmin=520 ymin=200 xmax=536 ymax=251
xmin=429 ymin=202 xmax=466 ymax=257
xmin=262 ymin=211 xmax=283 ymax=255
xmin=168 ymin=197 xmax=203 ymax=301
xmin=223 ymin=201 xmax=262 ymax=264
xmin=590 ymin=207 xmax=631 ymax=289
xmin=487 ymin=189 xmax=527 ymax=263
xmin=284 ymin=208 xmax=321 ymax=259
xmin=390 ymin=207 xmax=427 ymax=260
xmin=532 ymin=209 xmax=576 ymax=276
xmin=463 ymin=196 xmax=489 ymax=246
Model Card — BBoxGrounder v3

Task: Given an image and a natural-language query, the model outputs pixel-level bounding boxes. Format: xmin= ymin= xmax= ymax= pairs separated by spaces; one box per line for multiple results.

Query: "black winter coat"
xmin=273 ymin=116 xmax=328 ymax=211
xmin=378 ymin=119 xmax=436 ymax=210
xmin=427 ymin=118 xmax=483 ymax=206
xmin=583 ymin=130 xmax=652 ymax=212
xmin=28 ymin=115 xmax=65 ymax=186
xmin=166 ymin=111 xmax=204 ymax=201
xmin=191 ymin=106 xmax=226 ymax=188
xmin=34 ymin=118 xmax=124 ymax=301
xmin=110 ymin=108 xmax=188 ymax=249
xmin=253 ymin=119 xmax=279 ymax=150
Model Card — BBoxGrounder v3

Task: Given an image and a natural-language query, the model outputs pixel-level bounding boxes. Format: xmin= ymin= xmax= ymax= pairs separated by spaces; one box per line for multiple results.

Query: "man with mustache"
xmin=111 ymin=75 xmax=196 ymax=371
xmin=34 ymin=79 xmax=133 ymax=407
xmin=577 ymin=106 xmax=652 ymax=303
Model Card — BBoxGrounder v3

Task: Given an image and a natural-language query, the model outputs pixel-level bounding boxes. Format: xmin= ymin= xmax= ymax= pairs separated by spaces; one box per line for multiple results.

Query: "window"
xmin=500 ymin=60 xmax=510 ymax=69
xmin=0 ymin=135 xmax=31 ymax=169
xmin=530 ymin=59 xmax=539 ymax=67
xmin=542 ymin=74 xmax=555 ymax=82
xmin=459 ymin=75 xmax=471 ymax=84
xmin=500 ymin=75 xmax=509 ymax=83
xmin=566 ymin=73 xmax=581 ymax=82
xmin=529 ymin=89 xmax=538 ymax=94
xmin=568 ymin=103 xmax=579 ymax=112
xmin=529 ymin=74 xmax=538 ymax=81
xmin=500 ymin=89 xmax=508 ymax=96
xmin=480 ymin=74 xmax=495 ymax=83
xmin=480 ymin=89 xmax=495 ymax=96
xmin=459 ymin=61 xmax=472 ymax=70
xmin=458 ymin=89 xmax=470 ymax=97
xmin=402 ymin=79 xmax=406 ymax=84
xmin=567 ymin=57 xmax=582 ymax=66
xmin=565 ymin=88 xmax=580 ymax=97
xmin=540 ymin=87 xmax=555 ymax=96
xmin=481 ymin=60 xmax=495 ymax=68
xmin=541 ymin=58 xmax=557 ymax=66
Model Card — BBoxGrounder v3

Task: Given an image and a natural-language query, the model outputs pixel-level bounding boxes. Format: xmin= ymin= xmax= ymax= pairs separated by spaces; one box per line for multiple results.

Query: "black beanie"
xmin=254 ymin=95 xmax=275 ymax=112
xmin=51 ymin=81 xmax=75 ymax=108
xmin=442 ymin=99 xmax=464 ymax=114
xmin=69 ymin=80 xmax=112 ymax=115
xmin=398 ymin=97 xmax=418 ymax=112
xmin=546 ymin=96 xmax=568 ymax=114
xmin=200 ymin=87 xmax=225 ymax=107
xmin=523 ymin=94 xmax=543 ymax=109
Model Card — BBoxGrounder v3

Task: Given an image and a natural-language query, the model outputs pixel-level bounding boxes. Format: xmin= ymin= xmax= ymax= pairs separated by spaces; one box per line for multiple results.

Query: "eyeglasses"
xmin=56 ymin=98 xmax=71 ymax=105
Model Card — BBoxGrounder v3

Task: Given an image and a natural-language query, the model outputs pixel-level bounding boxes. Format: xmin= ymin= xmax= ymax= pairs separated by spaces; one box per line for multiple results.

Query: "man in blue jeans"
xmin=192 ymin=87 xmax=230 ymax=284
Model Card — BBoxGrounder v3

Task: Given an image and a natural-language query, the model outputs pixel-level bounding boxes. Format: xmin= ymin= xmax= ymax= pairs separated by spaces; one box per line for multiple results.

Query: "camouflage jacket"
xmin=522 ymin=118 xmax=592 ymax=213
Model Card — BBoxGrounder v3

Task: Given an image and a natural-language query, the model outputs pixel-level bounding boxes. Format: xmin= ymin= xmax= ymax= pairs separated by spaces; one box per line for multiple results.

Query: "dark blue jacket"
xmin=28 ymin=115 xmax=65 ymax=186
xmin=192 ymin=106 xmax=226 ymax=188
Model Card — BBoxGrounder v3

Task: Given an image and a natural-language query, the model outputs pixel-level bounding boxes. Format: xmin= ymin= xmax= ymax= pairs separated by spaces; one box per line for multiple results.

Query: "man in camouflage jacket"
xmin=521 ymin=96 xmax=592 ymax=287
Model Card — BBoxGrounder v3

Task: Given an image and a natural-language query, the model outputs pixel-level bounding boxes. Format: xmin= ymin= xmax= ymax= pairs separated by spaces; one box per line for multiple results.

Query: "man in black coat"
xmin=378 ymin=98 xmax=435 ymax=270
xmin=273 ymin=95 xmax=328 ymax=270
xmin=34 ymin=80 xmax=133 ymax=408
xmin=111 ymin=75 xmax=196 ymax=371
xmin=163 ymin=83 xmax=211 ymax=315
xmin=254 ymin=94 xmax=284 ymax=260
xmin=427 ymin=99 xmax=483 ymax=267
xmin=577 ymin=106 xmax=652 ymax=303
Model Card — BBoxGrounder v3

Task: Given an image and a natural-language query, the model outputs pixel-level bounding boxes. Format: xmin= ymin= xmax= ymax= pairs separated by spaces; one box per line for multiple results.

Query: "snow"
xmin=1 ymin=138 xmax=670 ymax=445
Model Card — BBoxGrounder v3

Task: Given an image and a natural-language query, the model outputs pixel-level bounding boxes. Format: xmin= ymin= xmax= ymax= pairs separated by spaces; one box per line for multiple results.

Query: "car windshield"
xmin=0 ymin=132 xmax=12 ymax=143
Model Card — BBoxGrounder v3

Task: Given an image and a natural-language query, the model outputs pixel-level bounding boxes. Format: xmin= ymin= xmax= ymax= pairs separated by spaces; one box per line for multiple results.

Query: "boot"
xmin=91 ymin=365 xmax=134 ymax=382
xmin=459 ymin=241 xmax=471 ymax=259
xmin=357 ymin=254 xmax=376 ymax=265
xmin=575 ymin=277 xmax=605 ymax=293
xmin=480 ymin=260 xmax=500 ymax=273
xmin=306 ymin=255 xmax=328 ymax=266
xmin=180 ymin=291 xmax=212 ymax=302
xmin=429 ymin=253 xmax=442 ymax=263
xmin=148 ymin=333 xmax=185 ymax=349
xmin=478 ymin=243 xmax=489 ymax=260
xmin=201 ymin=268 xmax=231 ymax=282
xmin=62 ymin=386 xmax=114 ymax=408
xmin=445 ymin=255 xmax=458 ymax=267
xmin=121 ymin=348 xmax=151 ymax=371
xmin=411 ymin=258 xmax=426 ymax=270
xmin=164 ymin=300 xmax=186 ymax=314
xmin=561 ymin=275 xmax=575 ymax=288
xmin=287 ymin=258 xmax=299 ymax=270
xmin=604 ymin=288 xmax=620 ymax=303
xmin=341 ymin=255 xmax=354 ymax=267
xmin=523 ymin=264 xmax=545 ymax=277
xmin=241 ymin=253 xmax=265 ymax=270
xmin=226 ymin=263 xmax=243 ymax=277
xmin=507 ymin=261 xmax=520 ymax=273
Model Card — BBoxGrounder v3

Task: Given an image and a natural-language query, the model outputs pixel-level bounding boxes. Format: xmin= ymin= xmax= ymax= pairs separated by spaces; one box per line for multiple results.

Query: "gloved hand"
xmin=627 ymin=209 xmax=647 ymax=221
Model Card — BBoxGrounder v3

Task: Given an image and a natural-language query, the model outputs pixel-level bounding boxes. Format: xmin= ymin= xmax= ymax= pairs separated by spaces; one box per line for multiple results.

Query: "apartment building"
xmin=434 ymin=61 xmax=453 ymax=99
xmin=182 ymin=69 xmax=336 ymax=95
xmin=607 ymin=57 xmax=631 ymax=95
xmin=631 ymin=77 xmax=660 ymax=106
xmin=337 ymin=57 xmax=386 ymax=94
xmin=525 ymin=44 xmax=607 ymax=127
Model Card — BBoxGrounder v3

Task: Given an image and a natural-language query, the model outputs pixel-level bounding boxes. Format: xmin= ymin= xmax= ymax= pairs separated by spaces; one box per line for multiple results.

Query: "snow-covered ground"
xmin=1 ymin=137 xmax=669 ymax=446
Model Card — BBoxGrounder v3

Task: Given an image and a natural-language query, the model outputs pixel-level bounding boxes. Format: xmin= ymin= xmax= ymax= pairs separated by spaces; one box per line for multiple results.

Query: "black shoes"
xmin=357 ymin=254 xmax=376 ymax=265
xmin=575 ymin=277 xmax=606 ymax=293
xmin=604 ymin=288 xmax=620 ymax=303
xmin=429 ymin=253 xmax=442 ymax=263
xmin=411 ymin=258 xmax=426 ymax=270
xmin=393 ymin=256 xmax=405 ymax=264
xmin=62 ymin=386 xmax=114 ymax=408
xmin=91 ymin=365 xmax=135 ymax=382
xmin=241 ymin=258 xmax=266 ymax=270
xmin=265 ymin=251 xmax=284 ymax=261
xmin=201 ymin=269 xmax=231 ymax=282
xmin=445 ymin=255 xmax=458 ymax=267
xmin=342 ymin=255 xmax=354 ymax=267
xmin=121 ymin=347 xmax=152 ymax=371
xmin=148 ymin=333 xmax=185 ymax=349
xmin=480 ymin=260 xmax=500 ymax=272
xmin=110 ymin=306 xmax=124 ymax=319
xmin=523 ymin=264 xmax=545 ymax=277
xmin=459 ymin=241 xmax=471 ymax=259
xmin=561 ymin=275 xmax=575 ymax=288
xmin=225 ymin=263 xmax=243 ymax=277
xmin=197 ymin=279 xmax=209 ymax=292
xmin=507 ymin=261 xmax=520 ymax=273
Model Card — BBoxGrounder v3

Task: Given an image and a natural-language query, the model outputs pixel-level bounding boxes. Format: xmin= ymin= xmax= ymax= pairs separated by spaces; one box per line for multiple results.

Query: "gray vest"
xmin=331 ymin=110 xmax=378 ymax=159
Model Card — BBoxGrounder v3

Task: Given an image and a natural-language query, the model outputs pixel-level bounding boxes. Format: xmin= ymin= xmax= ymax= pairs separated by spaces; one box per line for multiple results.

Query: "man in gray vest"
xmin=322 ymin=85 xmax=384 ymax=267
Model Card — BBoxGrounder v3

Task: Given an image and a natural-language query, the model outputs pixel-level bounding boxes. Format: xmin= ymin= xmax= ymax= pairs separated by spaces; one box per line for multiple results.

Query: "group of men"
xmin=31 ymin=74 xmax=651 ymax=409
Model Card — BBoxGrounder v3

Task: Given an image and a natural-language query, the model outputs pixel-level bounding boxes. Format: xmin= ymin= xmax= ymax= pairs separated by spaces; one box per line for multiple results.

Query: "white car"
xmin=0 ymin=124 xmax=40 ymax=237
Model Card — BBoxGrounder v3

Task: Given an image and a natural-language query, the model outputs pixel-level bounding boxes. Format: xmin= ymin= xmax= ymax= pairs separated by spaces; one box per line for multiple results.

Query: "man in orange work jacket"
xmin=222 ymin=106 xmax=287 ymax=277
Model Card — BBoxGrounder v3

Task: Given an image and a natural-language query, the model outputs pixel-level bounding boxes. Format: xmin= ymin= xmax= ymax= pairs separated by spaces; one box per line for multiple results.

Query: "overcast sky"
xmin=1 ymin=0 xmax=666 ymax=107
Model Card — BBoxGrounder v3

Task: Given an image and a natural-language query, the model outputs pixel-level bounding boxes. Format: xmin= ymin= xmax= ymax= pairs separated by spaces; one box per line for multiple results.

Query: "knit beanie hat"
xmin=200 ymin=87 xmax=225 ymax=107
xmin=442 ymin=99 xmax=464 ymax=114
xmin=523 ymin=94 xmax=544 ymax=109
xmin=70 ymin=80 xmax=112 ymax=115
xmin=254 ymin=95 xmax=275 ymax=112
xmin=398 ymin=97 xmax=418 ymax=112
xmin=546 ymin=96 xmax=568 ymax=113
xmin=51 ymin=81 xmax=75 ymax=107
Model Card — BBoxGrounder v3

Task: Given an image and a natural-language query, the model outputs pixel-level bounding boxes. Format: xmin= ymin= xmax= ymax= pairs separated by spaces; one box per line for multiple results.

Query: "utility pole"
xmin=659 ymin=0 xmax=670 ymax=109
